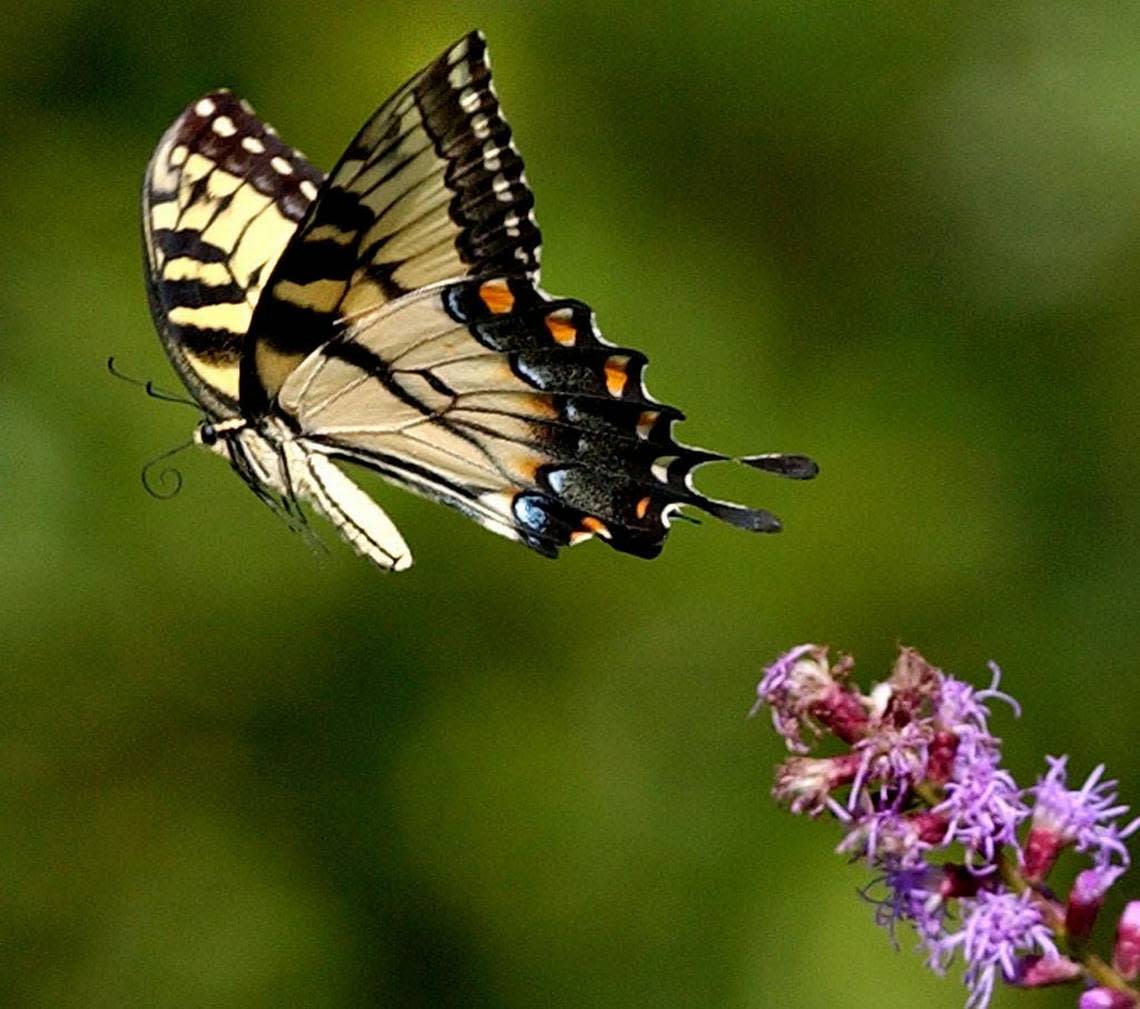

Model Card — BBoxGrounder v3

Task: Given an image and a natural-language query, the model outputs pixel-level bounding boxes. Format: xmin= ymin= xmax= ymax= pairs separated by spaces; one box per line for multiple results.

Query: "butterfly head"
xmin=194 ymin=415 xmax=301 ymax=506
xmin=193 ymin=417 xmax=249 ymax=458
xmin=195 ymin=422 xmax=220 ymax=448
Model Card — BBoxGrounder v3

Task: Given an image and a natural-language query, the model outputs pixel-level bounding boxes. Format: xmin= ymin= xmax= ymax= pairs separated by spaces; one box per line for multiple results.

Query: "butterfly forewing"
xmin=142 ymin=89 xmax=323 ymax=417
xmin=277 ymin=276 xmax=789 ymax=559
xmin=241 ymin=29 xmax=542 ymax=412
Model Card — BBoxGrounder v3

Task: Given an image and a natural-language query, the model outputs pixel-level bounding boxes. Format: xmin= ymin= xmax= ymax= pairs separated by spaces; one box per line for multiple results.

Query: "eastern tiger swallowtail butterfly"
xmin=141 ymin=29 xmax=817 ymax=572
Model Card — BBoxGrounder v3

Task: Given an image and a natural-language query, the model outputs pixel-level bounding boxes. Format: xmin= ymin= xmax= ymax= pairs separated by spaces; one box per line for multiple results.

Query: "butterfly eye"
xmin=198 ymin=423 xmax=218 ymax=447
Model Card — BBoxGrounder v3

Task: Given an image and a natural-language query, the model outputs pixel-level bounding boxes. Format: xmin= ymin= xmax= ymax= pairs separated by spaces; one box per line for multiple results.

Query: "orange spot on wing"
xmin=479 ymin=279 xmax=514 ymax=314
xmin=511 ymin=453 xmax=541 ymax=483
xmin=545 ymin=315 xmax=577 ymax=346
xmin=580 ymin=516 xmax=612 ymax=540
xmin=636 ymin=410 xmax=659 ymax=439
xmin=529 ymin=395 xmax=559 ymax=419
xmin=635 ymin=496 xmax=651 ymax=520
xmin=604 ymin=355 xmax=629 ymax=397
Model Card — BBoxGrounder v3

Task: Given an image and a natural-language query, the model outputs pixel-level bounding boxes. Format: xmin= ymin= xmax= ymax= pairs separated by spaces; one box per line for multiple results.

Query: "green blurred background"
xmin=3 ymin=2 xmax=1139 ymax=1007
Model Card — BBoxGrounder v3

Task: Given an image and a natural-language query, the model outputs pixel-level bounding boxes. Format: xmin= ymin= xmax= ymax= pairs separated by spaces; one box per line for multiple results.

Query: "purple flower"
xmin=752 ymin=644 xmax=869 ymax=752
xmin=936 ymin=663 xmax=1019 ymax=770
xmin=934 ymin=753 xmax=1028 ymax=869
xmin=850 ymin=719 xmax=933 ymax=808
xmin=753 ymin=644 xmax=819 ymax=709
xmin=864 ymin=863 xmax=953 ymax=966
xmin=937 ymin=663 xmax=1021 ymax=733
xmin=754 ymin=643 xmax=1140 ymax=1009
xmin=772 ymin=754 xmax=861 ymax=816
xmin=751 ymin=644 xmax=829 ymax=752
xmin=1026 ymin=757 xmax=1140 ymax=878
xmin=837 ymin=807 xmax=932 ymax=864
xmin=942 ymin=890 xmax=1058 ymax=1009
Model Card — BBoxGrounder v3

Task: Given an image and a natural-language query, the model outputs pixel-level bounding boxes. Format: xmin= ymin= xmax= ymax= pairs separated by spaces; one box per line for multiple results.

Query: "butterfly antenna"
xmin=107 ymin=356 xmax=200 ymax=410
xmin=141 ymin=438 xmax=194 ymax=500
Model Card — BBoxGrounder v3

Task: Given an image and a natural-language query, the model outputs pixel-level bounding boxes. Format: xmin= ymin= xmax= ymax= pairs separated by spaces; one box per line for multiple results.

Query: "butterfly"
xmin=141 ymin=29 xmax=817 ymax=572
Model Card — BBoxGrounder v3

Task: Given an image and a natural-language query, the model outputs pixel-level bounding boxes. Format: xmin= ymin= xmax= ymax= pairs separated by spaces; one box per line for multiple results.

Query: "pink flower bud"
xmin=937 ymin=863 xmax=981 ymax=900
xmin=1022 ymin=825 xmax=1065 ymax=882
xmin=1113 ymin=900 xmax=1140 ymax=981
xmin=912 ymin=810 xmax=950 ymax=845
xmin=808 ymin=684 xmax=869 ymax=744
xmin=1066 ymin=868 xmax=1122 ymax=943
xmin=1009 ymin=953 xmax=1081 ymax=988
xmin=1078 ymin=987 xmax=1135 ymax=1009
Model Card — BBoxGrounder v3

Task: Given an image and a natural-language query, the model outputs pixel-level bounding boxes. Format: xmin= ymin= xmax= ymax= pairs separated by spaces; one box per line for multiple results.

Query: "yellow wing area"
xmin=142 ymin=89 xmax=323 ymax=417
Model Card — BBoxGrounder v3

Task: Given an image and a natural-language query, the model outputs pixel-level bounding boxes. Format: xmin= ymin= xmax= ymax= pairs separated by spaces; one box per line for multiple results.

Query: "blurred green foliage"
xmin=2 ymin=2 xmax=1139 ymax=1007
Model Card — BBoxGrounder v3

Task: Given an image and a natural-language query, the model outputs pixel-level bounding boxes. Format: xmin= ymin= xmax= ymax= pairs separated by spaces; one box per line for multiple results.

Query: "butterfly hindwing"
xmin=241 ymin=29 xmax=542 ymax=412
xmin=276 ymin=276 xmax=797 ymax=559
xmin=142 ymin=89 xmax=324 ymax=417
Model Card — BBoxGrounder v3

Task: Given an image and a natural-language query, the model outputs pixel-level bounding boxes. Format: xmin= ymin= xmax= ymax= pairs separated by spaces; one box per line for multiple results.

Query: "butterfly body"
xmin=142 ymin=30 xmax=816 ymax=571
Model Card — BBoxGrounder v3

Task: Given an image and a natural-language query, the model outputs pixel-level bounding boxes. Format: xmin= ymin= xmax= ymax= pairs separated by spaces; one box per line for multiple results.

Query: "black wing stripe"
xmin=152 ymin=226 xmax=231 ymax=264
xmin=173 ymin=325 xmax=246 ymax=360
xmin=322 ymin=342 xmax=439 ymax=421
xmin=161 ymin=277 xmax=247 ymax=308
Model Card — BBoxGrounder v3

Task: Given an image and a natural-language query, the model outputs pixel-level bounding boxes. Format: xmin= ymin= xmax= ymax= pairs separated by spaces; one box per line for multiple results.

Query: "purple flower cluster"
xmin=753 ymin=645 xmax=1140 ymax=1008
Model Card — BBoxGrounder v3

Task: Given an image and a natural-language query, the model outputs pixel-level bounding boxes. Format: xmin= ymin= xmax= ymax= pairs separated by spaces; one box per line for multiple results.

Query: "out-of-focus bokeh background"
xmin=3 ymin=3 xmax=1139 ymax=1007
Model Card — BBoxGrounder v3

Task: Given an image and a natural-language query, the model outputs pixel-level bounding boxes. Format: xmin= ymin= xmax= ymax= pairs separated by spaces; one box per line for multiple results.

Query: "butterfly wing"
xmin=142 ymin=89 xmax=324 ymax=417
xmin=275 ymin=276 xmax=816 ymax=560
xmin=241 ymin=29 xmax=542 ymax=412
